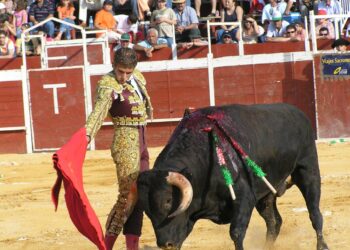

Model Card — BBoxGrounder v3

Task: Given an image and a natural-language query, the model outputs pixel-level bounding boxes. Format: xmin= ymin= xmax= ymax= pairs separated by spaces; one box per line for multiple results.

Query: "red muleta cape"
xmin=51 ymin=127 xmax=106 ymax=250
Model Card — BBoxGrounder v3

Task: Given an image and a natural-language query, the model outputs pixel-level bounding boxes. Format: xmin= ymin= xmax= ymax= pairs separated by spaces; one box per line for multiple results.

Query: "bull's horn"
xmin=124 ymin=181 xmax=138 ymax=222
xmin=166 ymin=172 xmax=193 ymax=218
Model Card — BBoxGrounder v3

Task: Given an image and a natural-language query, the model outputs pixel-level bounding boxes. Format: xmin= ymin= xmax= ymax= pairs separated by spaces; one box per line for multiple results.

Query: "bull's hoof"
xmin=263 ymin=241 xmax=274 ymax=250
xmin=317 ymin=241 xmax=329 ymax=250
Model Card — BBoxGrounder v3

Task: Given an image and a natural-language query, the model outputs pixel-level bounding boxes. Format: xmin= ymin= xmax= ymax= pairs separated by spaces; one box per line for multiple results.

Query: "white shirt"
xmin=114 ymin=14 xmax=138 ymax=34
xmin=266 ymin=20 xmax=290 ymax=37
xmin=318 ymin=0 xmax=341 ymax=15
xmin=243 ymin=25 xmax=265 ymax=43
xmin=129 ymin=76 xmax=143 ymax=101
xmin=261 ymin=2 xmax=287 ymax=23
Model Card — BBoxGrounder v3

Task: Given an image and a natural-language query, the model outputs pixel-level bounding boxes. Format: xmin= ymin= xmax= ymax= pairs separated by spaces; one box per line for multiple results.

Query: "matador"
xmin=85 ymin=48 xmax=153 ymax=250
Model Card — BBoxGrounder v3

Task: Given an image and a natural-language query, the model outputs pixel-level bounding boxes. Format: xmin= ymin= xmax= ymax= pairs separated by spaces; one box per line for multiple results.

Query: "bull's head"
xmin=137 ymin=170 xmax=194 ymax=249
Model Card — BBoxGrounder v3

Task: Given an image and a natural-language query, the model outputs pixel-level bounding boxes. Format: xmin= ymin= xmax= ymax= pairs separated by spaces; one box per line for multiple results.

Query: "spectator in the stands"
xmin=177 ymin=28 xmax=208 ymax=48
xmin=221 ymin=30 xmax=235 ymax=44
xmin=216 ymin=0 xmax=243 ymax=43
xmin=151 ymin=0 xmax=177 ymax=47
xmin=136 ymin=0 xmax=152 ymax=21
xmin=15 ymin=22 xmax=41 ymax=56
xmin=94 ymin=0 xmax=120 ymax=41
xmin=299 ymin=0 xmax=316 ymax=20
xmin=315 ymin=9 xmax=334 ymax=39
xmin=267 ymin=23 xmax=302 ymax=42
xmin=0 ymin=29 xmax=15 ymax=58
xmin=0 ymin=17 xmax=16 ymax=43
xmin=284 ymin=24 xmax=301 ymax=41
xmin=4 ymin=0 xmax=14 ymax=14
xmin=114 ymin=0 xmax=151 ymax=21
xmin=166 ymin=0 xmax=190 ymax=9
xmin=0 ymin=3 xmax=16 ymax=39
xmin=284 ymin=0 xmax=297 ymax=16
xmin=266 ymin=11 xmax=289 ymax=42
xmin=134 ymin=27 xmax=168 ymax=57
xmin=0 ymin=2 xmax=6 ymax=15
xmin=236 ymin=14 xmax=264 ymax=44
xmin=249 ymin=0 xmax=265 ymax=14
xmin=55 ymin=0 xmax=76 ymax=41
xmin=29 ymin=0 xmax=55 ymax=38
xmin=194 ymin=0 xmax=217 ymax=18
xmin=113 ymin=32 xmax=134 ymax=51
xmin=294 ymin=21 xmax=306 ymax=41
xmin=261 ymin=0 xmax=292 ymax=30
xmin=331 ymin=38 xmax=350 ymax=52
xmin=318 ymin=0 xmax=340 ymax=15
xmin=318 ymin=26 xmax=329 ymax=39
xmin=14 ymin=0 xmax=28 ymax=38
xmin=114 ymin=13 xmax=138 ymax=42
xmin=173 ymin=0 xmax=200 ymax=42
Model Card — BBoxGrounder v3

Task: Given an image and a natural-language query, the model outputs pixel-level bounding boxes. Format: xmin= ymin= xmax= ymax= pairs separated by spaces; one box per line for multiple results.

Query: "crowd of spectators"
xmin=0 ymin=0 xmax=349 ymax=59
xmin=107 ymin=0 xmax=349 ymax=56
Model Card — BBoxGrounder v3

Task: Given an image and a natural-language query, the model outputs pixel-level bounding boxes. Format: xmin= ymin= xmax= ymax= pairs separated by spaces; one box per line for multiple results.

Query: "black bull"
xmin=136 ymin=103 xmax=329 ymax=250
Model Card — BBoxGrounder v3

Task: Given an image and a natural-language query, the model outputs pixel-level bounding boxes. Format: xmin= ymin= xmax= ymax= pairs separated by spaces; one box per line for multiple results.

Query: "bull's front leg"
xmin=229 ymin=189 xmax=255 ymax=250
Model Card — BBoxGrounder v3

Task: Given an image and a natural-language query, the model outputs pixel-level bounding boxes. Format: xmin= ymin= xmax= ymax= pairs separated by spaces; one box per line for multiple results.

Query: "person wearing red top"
xmin=94 ymin=0 xmax=120 ymax=42
xmin=55 ymin=0 xmax=76 ymax=40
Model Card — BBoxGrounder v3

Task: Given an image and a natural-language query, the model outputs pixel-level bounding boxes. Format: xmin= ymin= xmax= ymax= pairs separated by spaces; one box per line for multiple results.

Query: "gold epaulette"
xmin=98 ymin=72 xmax=123 ymax=94
xmin=133 ymin=69 xmax=146 ymax=86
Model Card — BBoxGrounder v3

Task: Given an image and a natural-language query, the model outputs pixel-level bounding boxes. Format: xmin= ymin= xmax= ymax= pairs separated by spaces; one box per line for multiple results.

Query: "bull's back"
xmin=204 ymin=103 xmax=317 ymax=195
xmin=220 ymin=103 xmax=314 ymax=148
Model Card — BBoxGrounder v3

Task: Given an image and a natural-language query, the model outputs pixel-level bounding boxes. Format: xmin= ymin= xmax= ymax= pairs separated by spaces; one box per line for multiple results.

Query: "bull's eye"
xmin=163 ymin=198 xmax=172 ymax=210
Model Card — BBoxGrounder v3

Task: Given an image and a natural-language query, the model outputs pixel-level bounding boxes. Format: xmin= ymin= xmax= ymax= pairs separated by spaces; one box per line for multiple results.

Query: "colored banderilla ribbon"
xmin=244 ymin=156 xmax=277 ymax=195
xmin=207 ymin=114 xmax=277 ymax=195
xmin=212 ymin=133 xmax=236 ymax=200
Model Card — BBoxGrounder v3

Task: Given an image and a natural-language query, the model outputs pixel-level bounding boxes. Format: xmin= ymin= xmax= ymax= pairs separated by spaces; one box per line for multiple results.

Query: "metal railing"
xmin=206 ymin=20 xmax=243 ymax=56
xmin=339 ymin=0 xmax=350 ymax=31
xmin=309 ymin=12 xmax=350 ymax=53
xmin=20 ymin=16 xmax=111 ymax=153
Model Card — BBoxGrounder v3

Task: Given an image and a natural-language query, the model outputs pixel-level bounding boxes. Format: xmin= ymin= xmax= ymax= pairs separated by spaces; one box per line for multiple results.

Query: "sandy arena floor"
xmin=0 ymin=142 xmax=349 ymax=250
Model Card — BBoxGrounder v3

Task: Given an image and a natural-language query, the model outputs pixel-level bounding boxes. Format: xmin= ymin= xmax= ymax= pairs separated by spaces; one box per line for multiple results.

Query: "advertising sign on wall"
xmin=321 ymin=54 xmax=350 ymax=76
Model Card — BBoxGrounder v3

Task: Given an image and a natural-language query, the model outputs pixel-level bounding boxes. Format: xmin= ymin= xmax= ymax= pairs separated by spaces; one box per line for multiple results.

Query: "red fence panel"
xmin=28 ymin=67 xmax=86 ymax=150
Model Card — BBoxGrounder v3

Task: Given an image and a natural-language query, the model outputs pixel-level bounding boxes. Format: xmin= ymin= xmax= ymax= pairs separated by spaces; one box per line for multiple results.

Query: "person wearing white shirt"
xmin=266 ymin=11 xmax=290 ymax=41
xmin=114 ymin=14 xmax=139 ymax=42
xmin=261 ymin=0 xmax=287 ymax=25
xmin=318 ymin=0 xmax=341 ymax=15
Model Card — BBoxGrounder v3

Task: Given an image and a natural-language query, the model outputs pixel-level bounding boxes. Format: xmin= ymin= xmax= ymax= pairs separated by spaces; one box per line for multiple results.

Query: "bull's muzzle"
xmin=161 ymin=241 xmax=180 ymax=250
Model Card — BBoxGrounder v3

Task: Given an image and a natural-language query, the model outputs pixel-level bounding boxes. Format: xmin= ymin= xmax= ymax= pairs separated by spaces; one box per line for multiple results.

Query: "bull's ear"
xmin=137 ymin=171 xmax=152 ymax=189
xmin=136 ymin=171 xmax=152 ymax=212
xmin=183 ymin=107 xmax=196 ymax=118
xmin=137 ymin=170 xmax=168 ymax=188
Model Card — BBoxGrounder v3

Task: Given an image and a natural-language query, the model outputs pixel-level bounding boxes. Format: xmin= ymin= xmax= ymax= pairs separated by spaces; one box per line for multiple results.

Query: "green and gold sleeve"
xmin=85 ymin=86 xmax=114 ymax=140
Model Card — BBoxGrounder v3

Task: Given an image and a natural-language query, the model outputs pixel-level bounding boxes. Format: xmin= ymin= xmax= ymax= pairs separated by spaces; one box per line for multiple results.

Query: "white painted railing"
xmin=309 ymin=12 xmax=350 ymax=53
xmin=339 ymin=0 xmax=350 ymax=31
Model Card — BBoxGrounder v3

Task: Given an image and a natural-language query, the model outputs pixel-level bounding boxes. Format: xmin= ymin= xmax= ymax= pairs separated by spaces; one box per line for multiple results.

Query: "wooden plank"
xmin=0 ymin=81 xmax=24 ymax=127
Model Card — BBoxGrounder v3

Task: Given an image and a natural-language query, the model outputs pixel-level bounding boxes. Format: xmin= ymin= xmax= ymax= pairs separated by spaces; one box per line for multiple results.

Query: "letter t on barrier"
xmin=43 ymin=83 xmax=67 ymax=114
